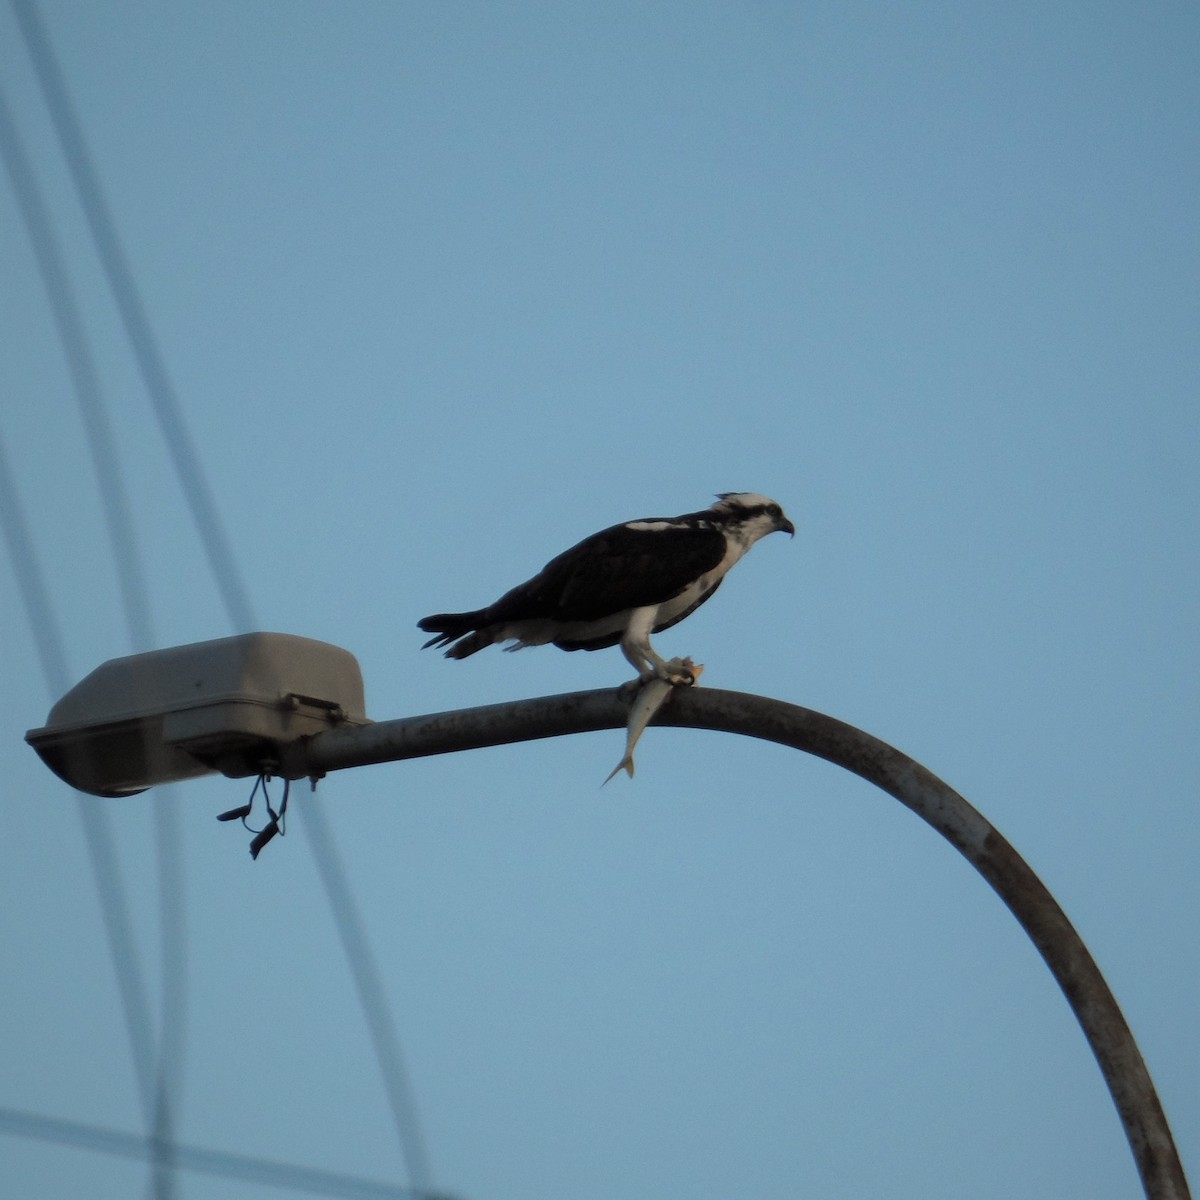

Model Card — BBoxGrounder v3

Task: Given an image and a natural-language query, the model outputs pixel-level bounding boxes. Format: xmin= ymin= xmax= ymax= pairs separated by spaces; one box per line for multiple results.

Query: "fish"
xmin=603 ymin=657 xmax=702 ymax=784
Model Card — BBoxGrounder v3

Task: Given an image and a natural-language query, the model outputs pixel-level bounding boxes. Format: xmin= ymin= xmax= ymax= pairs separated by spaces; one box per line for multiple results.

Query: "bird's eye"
xmin=767 ymin=503 xmax=780 ymax=517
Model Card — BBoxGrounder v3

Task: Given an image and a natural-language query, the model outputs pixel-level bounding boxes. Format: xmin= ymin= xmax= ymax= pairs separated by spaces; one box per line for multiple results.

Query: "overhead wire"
xmin=0 ymin=124 xmax=434 ymax=1200
xmin=0 ymin=1106 xmax=431 ymax=1200
xmin=9 ymin=0 xmax=254 ymax=634
xmin=8 ymin=0 xmax=437 ymax=1193
xmin=0 ymin=76 xmax=184 ymax=1200
xmin=0 ymin=432 xmax=174 ymax=1199
xmin=302 ymin=804 xmax=435 ymax=1191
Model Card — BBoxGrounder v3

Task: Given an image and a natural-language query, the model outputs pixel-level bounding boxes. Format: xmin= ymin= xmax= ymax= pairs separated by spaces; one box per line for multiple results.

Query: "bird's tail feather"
xmin=418 ymin=611 xmax=494 ymax=658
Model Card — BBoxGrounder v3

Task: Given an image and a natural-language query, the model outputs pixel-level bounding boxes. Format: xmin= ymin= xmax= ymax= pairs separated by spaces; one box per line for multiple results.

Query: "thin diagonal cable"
xmin=8 ymin=4 xmax=435 ymax=1188
xmin=10 ymin=0 xmax=253 ymax=634
xmin=0 ymin=83 xmax=152 ymax=645
xmin=0 ymin=434 xmax=70 ymax=698
xmin=0 ymin=433 xmax=173 ymax=1200
xmin=0 ymin=443 xmax=425 ymax=1195
xmin=302 ymin=801 xmax=434 ymax=1193
xmin=0 ymin=80 xmax=184 ymax=1199
xmin=0 ymin=1108 xmax=440 ymax=1200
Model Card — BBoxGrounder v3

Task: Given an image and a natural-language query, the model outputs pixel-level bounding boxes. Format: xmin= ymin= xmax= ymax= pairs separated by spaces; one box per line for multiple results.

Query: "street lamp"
xmin=25 ymin=632 xmax=369 ymax=797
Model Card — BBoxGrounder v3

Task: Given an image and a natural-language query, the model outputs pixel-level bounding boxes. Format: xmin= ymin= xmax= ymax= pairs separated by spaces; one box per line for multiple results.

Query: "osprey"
xmin=418 ymin=492 xmax=794 ymax=680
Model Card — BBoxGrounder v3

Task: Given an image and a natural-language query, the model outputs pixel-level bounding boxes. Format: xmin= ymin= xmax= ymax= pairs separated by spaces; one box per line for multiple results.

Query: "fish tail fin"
xmin=602 ymin=756 xmax=635 ymax=786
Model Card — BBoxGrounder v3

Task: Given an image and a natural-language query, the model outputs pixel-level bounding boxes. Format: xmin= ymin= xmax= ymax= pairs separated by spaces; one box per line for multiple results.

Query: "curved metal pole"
xmin=285 ymin=686 xmax=1189 ymax=1200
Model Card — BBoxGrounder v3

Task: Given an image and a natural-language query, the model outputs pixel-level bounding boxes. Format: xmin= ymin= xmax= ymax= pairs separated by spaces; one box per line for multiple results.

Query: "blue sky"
xmin=1 ymin=2 xmax=1196 ymax=1198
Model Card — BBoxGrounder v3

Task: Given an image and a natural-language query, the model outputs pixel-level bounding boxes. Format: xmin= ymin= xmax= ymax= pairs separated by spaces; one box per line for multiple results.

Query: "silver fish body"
xmin=603 ymin=658 xmax=701 ymax=784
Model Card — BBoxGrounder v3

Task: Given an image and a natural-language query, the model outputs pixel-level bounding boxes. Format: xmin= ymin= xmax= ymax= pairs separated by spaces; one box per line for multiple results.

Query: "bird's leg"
xmin=618 ymin=609 xmax=703 ymax=686
xmin=620 ymin=638 xmax=671 ymax=682
xmin=619 ymin=607 xmax=673 ymax=683
xmin=618 ymin=655 xmax=669 ymax=694
xmin=619 ymin=633 xmax=701 ymax=696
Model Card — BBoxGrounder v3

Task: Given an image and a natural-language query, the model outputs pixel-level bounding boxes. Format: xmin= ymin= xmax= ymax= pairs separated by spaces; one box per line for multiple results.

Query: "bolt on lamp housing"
xmin=25 ymin=632 xmax=370 ymax=797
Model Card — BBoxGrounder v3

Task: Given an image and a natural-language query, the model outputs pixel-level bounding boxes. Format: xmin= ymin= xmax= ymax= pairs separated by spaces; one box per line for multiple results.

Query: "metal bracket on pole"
xmin=280 ymin=685 xmax=1190 ymax=1200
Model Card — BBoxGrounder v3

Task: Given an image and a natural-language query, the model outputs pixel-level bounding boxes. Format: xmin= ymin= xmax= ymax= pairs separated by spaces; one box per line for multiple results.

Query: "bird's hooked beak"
xmin=777 ymin=513 xmax=796 ymax=538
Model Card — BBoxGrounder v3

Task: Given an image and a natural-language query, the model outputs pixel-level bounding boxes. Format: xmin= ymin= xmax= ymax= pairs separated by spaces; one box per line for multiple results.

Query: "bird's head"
xmin=712 ymin=493 xmax=795 ymax=544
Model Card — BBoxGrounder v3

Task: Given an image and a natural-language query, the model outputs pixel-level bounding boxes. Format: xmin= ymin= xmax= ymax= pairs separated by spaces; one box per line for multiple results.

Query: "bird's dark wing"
xmin=554 ymin=576 xmax=724 ymax=651
xmin=485 ymin=521 xmax=726 ymax=624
